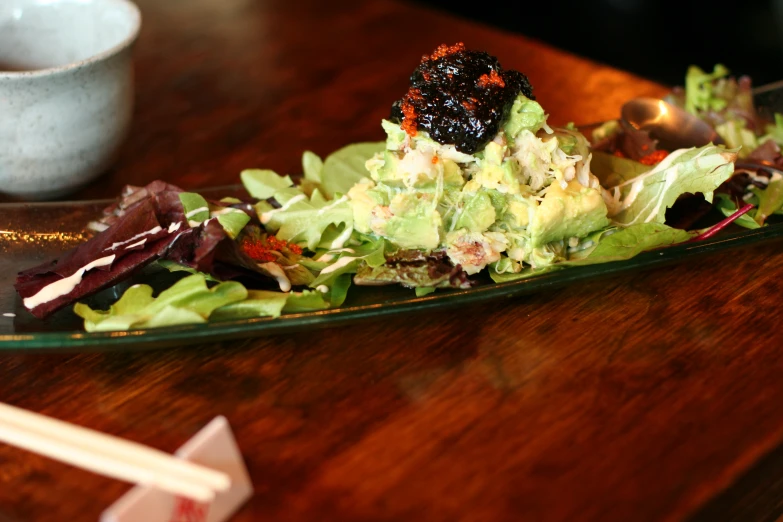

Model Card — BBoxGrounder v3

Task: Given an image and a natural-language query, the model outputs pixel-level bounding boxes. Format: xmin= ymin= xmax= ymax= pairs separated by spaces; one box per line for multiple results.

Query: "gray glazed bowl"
xmin=0 ymin=0 xmax=141 ymax=200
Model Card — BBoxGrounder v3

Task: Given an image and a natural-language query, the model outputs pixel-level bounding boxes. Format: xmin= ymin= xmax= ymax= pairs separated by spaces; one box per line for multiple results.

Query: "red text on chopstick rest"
xmin=169 ymin=497 xmax=208 ymax=522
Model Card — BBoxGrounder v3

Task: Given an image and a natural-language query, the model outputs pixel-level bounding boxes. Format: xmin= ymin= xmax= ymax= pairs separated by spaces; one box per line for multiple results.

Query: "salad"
xmin=593 ymin=63 xmax=783 ymax=229
xmin=15 ymin=44 xmax=764 ymax=332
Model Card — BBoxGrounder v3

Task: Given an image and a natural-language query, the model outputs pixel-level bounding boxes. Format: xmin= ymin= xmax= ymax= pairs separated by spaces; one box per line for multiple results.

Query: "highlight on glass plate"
xmin=13 ymin=44 xmax=782 ymax=332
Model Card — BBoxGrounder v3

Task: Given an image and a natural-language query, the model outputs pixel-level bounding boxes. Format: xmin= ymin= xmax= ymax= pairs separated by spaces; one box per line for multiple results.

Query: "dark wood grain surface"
xmin=1 ymin=1 xmax=782 ymax=521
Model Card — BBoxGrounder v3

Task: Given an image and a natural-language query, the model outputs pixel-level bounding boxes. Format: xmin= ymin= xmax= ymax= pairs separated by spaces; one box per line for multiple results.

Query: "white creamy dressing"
xmin=185 ymin=206 xmax=209 ymax=218
xmin=259 ymin=262 xmax=291 ymax=292
xmin=23 ymin=254 xmax=116 ymax=310
xmin=315 ymin=248 xmax=355 ymax=263
xmin=316 ymin=196 xmax=348 ymax=215
xmin=319 ymin=256 xmax=357 ymax=275
xmin=316 ymin=285 xmax=329 ymax=293
xmin=2 ymin=313 xmax=15 ymax=318
xmin=124 ymin=239 xmax=147 ymax=250
xmin=168 ymin=222 xmax=182 ymax=233
xmin=189 ymin=217 xmax=216 ymax=228
xmin=210 ymin=207 xmax=245 ymax=217
xmin=282 ymin=264 xmax=300 ymax=270
xmin=329 ymin=226 xmax=354 ymax=250
xmin=260 ymin=195 xmax=307 ymax=224
xmin=106 ymin=226 xmax=162 ymax=251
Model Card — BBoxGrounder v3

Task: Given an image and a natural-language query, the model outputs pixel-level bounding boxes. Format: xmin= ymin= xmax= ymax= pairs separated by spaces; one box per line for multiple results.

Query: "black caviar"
xmin=389 ymin=43 xmax=534 ymax=154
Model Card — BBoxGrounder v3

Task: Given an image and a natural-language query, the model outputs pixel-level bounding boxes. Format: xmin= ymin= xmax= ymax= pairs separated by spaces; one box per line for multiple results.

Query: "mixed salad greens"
xmin=13 ymin=45 xmax=782 ymax=332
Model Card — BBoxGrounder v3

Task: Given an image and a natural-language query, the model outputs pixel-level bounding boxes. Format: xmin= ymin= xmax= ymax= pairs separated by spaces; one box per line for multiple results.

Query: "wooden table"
xmin=2 ymin=1 xmax=782 ymax=521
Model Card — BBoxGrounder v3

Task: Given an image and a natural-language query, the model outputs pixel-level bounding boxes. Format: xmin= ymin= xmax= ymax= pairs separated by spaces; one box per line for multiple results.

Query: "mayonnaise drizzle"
xmin=316 ymin=285 xmax=329 ymax=293
xmin=329 ymin=226 xmax=353 ymax=250
xmin=106 ymin=226 xmax=162 ymax=251
xmin=210 ymin=207 xmax=245 ymax=217
xmin=185 ymin=206 xmax=209 ymax=218
xmin=124 ymin=239 xmax=147 ymax=250
xmin=24 ymin=254 xmax=116 ymax=310
xmin=168 ymin=222 xmax=182 ymax=233
xmin=317 ymin=195 xmax=348 ymax=215
xmin=315 ymin=248 xmax=355 ymax=263
xmin=260 ymin=195 xmax=307 ymax=224
xmin=319 ymin=256 xmax=357 ymax=275
xmin=259 ymin=262 xmax=291 ymax=292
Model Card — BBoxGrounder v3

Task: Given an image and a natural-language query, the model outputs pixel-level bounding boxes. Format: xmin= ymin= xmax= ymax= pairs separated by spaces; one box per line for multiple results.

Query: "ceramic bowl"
xmin=0 ymin=0 xmax=141 ymax=200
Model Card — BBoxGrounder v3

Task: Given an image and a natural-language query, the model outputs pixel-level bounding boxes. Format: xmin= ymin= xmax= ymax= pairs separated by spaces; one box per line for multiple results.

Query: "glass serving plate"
xmin=2 ymin=186 xmax=783 ymax=351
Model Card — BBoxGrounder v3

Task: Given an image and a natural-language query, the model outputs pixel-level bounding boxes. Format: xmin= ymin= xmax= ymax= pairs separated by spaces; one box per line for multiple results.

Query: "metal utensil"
xmin=620 ymin=80 xmax=783 ymax=151
xmin=620 ymin=97 xmax=725 ymax=150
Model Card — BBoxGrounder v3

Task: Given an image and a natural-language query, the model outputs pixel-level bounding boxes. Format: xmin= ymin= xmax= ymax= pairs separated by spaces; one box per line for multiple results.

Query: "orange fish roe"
xmin=423 ymin=42 xmax=465 ymax=62
xmin=431 ymin=156 xmax=439 ymax=164
xmin=639 ymin=150 xmax=669 ymax=165
xmin=461 ymin=98 xmax=477 ymax=111
xmin=400 ymin=88 xmax=424 ymax=136
xmin=477 ymin=69 xmax=505 ymax=89
xmin=241 ymin=240 xmax=276 ymax=263
xmin=241 ymin=235 xmax=301 ymax=262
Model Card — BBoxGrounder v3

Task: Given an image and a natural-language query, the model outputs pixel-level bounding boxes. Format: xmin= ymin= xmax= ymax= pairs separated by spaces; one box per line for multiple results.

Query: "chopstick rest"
xmin=101 ymin=416 xmax=252 ymax=522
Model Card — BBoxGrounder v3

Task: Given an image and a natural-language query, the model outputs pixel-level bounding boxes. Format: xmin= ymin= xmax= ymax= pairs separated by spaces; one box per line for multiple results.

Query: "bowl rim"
xmin=0 ymin=0 xmax=142 ymax=79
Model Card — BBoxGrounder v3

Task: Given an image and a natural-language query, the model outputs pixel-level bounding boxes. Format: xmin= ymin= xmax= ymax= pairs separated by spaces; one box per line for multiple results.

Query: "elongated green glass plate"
xmin=1 ymin=186 xmax=782 ymax=351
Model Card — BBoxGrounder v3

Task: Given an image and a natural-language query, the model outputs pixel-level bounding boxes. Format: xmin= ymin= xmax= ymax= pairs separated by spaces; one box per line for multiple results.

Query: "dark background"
xmin=414 ymin=0 xmax=783 ymax=87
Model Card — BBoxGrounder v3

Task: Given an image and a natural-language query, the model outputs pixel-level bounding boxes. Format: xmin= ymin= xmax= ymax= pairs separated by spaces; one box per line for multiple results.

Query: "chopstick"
xmin=0 ymin=402 xmax=230 ymax=502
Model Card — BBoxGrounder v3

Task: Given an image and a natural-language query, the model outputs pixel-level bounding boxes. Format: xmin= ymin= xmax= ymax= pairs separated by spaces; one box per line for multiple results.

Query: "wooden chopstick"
xmin=0 ymin=402 xmax=231 ymax=502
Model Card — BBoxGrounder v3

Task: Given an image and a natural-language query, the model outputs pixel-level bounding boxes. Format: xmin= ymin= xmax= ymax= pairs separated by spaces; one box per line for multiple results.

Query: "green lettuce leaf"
xmin=75 ymin=274 xmax=248 ymax=331
xmin=684 ymin=64 xmax=731 ymax=114
xmin=715 ymin=120 xmax=758 ymax=158
xmin=564 ymin=223 xmax=694 ymax=264
xmin=209 ymin=290 xmax=290 ymax=321
xmin=256 ymin=187 xmax=353 ymax=251
xmin=179 ymin=193 xmax=210 ymax=225
xmin=755 ymin=174 xmax=783 ymax=225
xmin=302 ymin=150 xmax=324 ymax=183
xmin=310 ymin=238 xmax=386 ymax=287
xmin=606 ymin=145 xmax=737 ymax=226
xmin=715 ymin=194 xmax=761 ymax=229
xmin=591 ymin=150 xmax=652 ymax=187
xmin=241 ymin=169 xmax=294 ymax=199
xmin=488 ymin=223 xmax=694 ymax=283
xmin=156 ymin=260 xmax=222 ymax=282
xmin=215 ymin=210 xmax=250 ymax=239
xmin=321 ymin=142 xmax=384 ymax=198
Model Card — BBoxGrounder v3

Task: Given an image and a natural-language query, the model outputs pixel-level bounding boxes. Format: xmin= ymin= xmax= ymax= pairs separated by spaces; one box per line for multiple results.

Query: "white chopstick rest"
xmin=0 ymin=402 xmax=231 ymax=503
xmin=101 ymin=416 xmax=253 ymax=522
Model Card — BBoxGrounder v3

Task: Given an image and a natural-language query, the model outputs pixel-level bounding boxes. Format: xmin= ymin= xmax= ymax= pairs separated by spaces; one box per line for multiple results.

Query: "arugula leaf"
xmin=606 ymin=145 xmax=737 ymax=226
